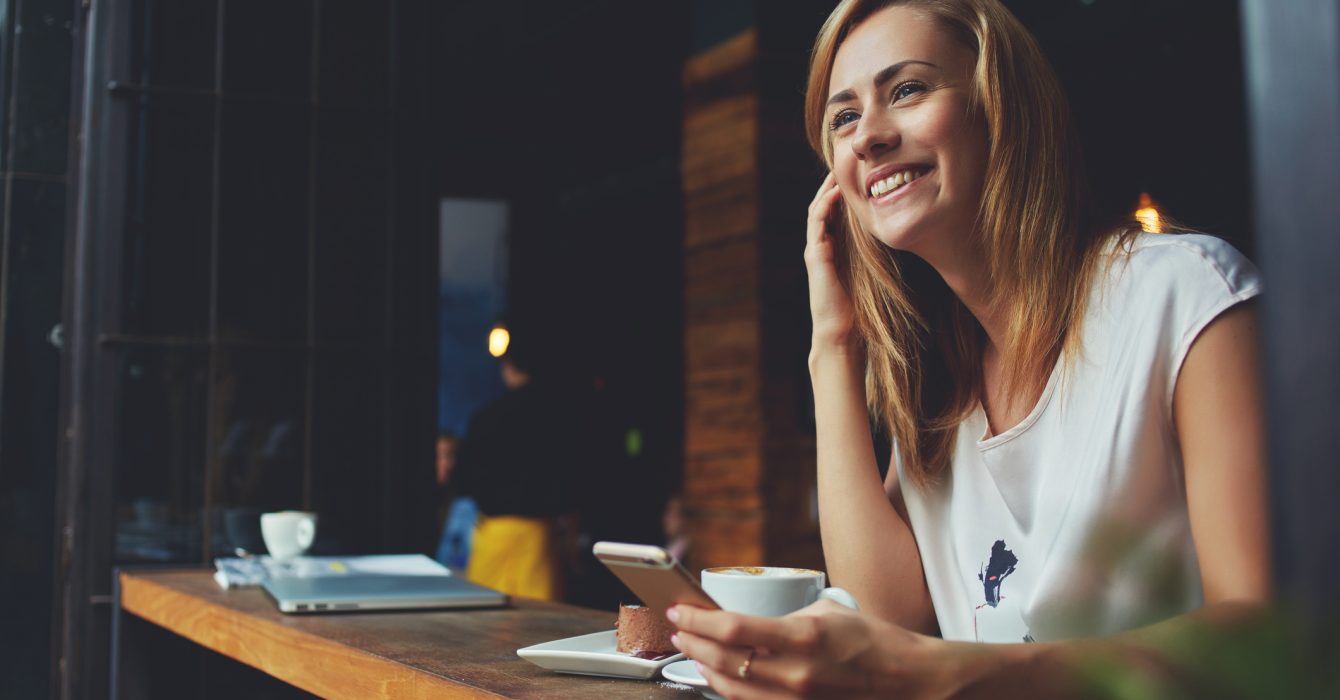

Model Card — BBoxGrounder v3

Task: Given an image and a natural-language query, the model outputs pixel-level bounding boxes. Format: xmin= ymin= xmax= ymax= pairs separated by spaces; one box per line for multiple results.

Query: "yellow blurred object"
xmin=488 ymin=325 xmax=510 ymax=357
xmin=466 ymin=515 xmax=560 ymax=601
xmin=1135 ymin=192 xmax=1163 ymax=233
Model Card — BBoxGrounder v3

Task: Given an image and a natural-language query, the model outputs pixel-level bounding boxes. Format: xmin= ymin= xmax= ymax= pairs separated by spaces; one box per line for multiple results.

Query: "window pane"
xmin=207 ymin=348 xmax=307 ymax=556
xmin=222 ymin=0 xmax=312 ymax=99
xmin=312 ymin=108 xmax=388 ymax=346
xmin=216 ymin=101 xmax=310 ymax=343
xmin=114 ymin=347 xmax=209 ymax=563
xmin=309 ymin=353 xmax=384 ymax=554
xmin=123 ymin=93 xmax=214 ymax=337
xmin=131 ymin=0 xmax=217 ymax=91
xmin=318 ymin=2 xmax=389 ymax=108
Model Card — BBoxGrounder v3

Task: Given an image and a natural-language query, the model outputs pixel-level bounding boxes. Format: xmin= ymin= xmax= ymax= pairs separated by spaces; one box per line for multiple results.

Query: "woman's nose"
xmin=851 ymin=111 xmax=898 ymax=159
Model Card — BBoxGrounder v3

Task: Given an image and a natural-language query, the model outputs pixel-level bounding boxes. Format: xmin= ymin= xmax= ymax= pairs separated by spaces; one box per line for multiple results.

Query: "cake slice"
xmin=614 ymin=603 xmax=676 ymax=658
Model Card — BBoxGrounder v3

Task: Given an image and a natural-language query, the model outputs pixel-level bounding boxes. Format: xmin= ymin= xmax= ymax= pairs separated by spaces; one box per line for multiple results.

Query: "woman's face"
xmin=826 ymin=5 xmax=988 ymax=265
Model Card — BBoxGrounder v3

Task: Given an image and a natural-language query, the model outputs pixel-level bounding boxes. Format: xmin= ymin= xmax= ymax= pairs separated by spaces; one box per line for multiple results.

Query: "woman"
xmin=667 ymin=0 xmax=1270 ymax=697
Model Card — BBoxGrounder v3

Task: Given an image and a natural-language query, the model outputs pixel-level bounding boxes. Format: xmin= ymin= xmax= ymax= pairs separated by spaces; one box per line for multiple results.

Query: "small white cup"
xmin=260 ymin=510 xmax=317 ymax=560
xmin=701 ymin=566 xmax=859 ymax=617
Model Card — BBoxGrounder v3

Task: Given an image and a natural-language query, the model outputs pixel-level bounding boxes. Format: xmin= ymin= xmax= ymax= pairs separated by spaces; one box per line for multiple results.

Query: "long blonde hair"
xmin=805 ymin=0 xmax=1117 ymax=487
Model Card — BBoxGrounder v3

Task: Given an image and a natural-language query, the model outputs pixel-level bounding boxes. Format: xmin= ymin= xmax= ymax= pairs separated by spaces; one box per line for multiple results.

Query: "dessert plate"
xmin=661 ymin=660 xmax=723 ymax=700
xmin=516 ymin=630 xmax=684 ymax=680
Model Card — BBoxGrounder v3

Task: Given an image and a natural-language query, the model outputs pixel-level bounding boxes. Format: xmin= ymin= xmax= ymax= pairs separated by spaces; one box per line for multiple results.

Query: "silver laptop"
xmin=261 ymin=555 xmax=508 ymax=613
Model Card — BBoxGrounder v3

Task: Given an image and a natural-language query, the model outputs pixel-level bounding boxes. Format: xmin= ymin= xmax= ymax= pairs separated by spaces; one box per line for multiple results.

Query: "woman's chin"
xmin=868 ymin=224 xmax=926 ymax=255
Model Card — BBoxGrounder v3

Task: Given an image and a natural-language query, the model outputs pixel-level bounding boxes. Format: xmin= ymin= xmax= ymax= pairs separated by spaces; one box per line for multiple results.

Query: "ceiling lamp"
xmin=488 ymin=324 xmax=510 ymax=358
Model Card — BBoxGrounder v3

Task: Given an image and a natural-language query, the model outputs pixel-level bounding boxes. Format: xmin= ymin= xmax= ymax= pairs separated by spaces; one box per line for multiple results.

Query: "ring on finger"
xmin=737 ymin=648 xmax=756 ymax=680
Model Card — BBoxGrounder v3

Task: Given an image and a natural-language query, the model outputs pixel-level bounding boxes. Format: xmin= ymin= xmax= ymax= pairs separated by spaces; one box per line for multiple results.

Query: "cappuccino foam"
xmin=708 ymin=566 xmax=820 ymax=577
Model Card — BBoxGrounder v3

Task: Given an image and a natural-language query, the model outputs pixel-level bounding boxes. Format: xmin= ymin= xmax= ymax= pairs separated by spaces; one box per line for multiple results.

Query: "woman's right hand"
xmin=805 ymin=172 xmax=857 ymax=348
xmin=669 ymin=600 xmax=961 ymax=700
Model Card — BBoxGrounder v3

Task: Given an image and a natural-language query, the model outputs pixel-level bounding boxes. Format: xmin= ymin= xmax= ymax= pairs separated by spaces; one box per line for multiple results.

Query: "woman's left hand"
xmin=668 ymin=600 xmax=958 ymax=699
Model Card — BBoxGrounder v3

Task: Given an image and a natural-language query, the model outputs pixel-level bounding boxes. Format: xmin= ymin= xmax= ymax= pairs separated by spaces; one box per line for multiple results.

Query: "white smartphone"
xmin=592 ymin=541 xmax=719 ymax=614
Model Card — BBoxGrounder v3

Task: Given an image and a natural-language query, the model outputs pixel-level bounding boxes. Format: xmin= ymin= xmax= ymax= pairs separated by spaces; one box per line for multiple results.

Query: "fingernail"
xmin=670 ymin=633 xmax=681 ymax=650
xmin=695 ymin=661 xmax=705 ymax=675
xmin=665 ymin=606 xmax=679 ymax=623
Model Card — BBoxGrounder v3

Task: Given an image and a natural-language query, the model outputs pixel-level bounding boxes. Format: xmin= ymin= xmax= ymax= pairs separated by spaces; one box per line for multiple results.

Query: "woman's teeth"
xmin=869 ymin=169 xmax=925 ymax=198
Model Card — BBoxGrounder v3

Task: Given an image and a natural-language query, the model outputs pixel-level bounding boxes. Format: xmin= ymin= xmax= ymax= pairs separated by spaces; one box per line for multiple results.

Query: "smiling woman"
xmin=665 ymin=1 xmax=1273 ymax=698
xmin=806 ymin=0 xmax=1099 ymax=486
xmin=824 ymin=28 xmax=988 ymax=265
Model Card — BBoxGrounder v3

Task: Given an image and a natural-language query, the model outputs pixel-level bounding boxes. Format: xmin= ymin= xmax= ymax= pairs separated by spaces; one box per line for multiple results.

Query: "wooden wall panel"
xmin=683 ymin=31 xmax=763 ymax=571
xmin=681 ymin=28 xmax=823 ymax=573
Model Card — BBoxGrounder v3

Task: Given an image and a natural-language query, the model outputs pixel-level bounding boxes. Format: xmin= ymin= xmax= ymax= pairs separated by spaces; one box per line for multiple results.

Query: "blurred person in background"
xmin=453 ymin=330 xmax=576 ymax=601
xmin=433 ymin=432 xmax=477 ymax=571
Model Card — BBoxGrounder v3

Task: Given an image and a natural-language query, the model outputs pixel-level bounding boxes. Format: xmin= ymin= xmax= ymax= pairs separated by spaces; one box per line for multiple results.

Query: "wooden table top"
xmin=118 ymin=569 xmax=701 ymax=700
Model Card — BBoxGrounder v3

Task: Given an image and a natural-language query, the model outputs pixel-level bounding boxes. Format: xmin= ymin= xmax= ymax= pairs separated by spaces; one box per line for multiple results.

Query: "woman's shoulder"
xmin=1105 ymin=231 xmax=1261 ymax=299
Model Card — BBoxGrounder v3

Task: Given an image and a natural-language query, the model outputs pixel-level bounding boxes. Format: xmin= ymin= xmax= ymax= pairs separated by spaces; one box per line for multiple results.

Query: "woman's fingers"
xmin=674 ymin=631 xmax=794 ymax=698
xmin=808 ymin=171 xmax=836 ymax=213
xmin=806 ymin=173 xmax=843 ymax=248
xmin=671 ymin=606 xmax=795 ymax=651
xmin=698 ymin=662 xmax=799 ymax=700
xmin=671 ymin=630 xmax=749 ymax=673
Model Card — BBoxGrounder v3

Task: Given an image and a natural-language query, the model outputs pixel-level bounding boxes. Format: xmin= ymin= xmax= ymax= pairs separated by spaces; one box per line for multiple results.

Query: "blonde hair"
xmin=805 ymin=0 xmax=1122 ymax=487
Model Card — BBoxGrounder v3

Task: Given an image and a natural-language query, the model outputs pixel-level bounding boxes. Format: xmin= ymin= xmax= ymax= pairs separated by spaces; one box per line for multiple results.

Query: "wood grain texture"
xmin=680 ymin=23 xmax=826 ymax=572
xmin=681 ymin=22 xmax=826 ymax=572
xmin=119 ymin=570 xmax=698 ymax=700
xmin=682 ymin=28 xmax=765 ymax=571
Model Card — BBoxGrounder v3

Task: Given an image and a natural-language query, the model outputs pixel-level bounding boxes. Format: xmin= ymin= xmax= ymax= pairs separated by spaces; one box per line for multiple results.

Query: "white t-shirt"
xmin=898 ymin=233 xmax=1262 ymax=643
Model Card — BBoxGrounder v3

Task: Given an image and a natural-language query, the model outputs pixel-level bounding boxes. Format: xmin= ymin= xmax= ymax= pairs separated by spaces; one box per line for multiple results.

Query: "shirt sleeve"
xmin=1145 ymin=234 xmax=1263 ymax=413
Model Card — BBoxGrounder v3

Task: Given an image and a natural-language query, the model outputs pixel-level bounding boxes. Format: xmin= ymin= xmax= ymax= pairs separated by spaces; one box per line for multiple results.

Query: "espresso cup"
xmin=260 ymin=510 xmax=317 ymax=560
xmin=701 ymin=566 xmax=859 ymax=617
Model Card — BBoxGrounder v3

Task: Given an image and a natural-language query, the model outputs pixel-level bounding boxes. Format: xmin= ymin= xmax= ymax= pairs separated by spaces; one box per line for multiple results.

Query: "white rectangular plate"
xmin=516 ymin=630 xmax=684 ymax=680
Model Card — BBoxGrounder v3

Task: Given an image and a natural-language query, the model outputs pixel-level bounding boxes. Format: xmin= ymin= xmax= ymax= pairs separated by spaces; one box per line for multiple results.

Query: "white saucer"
xmin=516 ymin=630 xmax=684 ymax=680
xmin=661 ymin=659 xmax=724 ymax=700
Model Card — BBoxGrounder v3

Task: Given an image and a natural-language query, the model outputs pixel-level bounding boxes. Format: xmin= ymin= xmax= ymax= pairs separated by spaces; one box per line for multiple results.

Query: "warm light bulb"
xmin=488 ymin=326 xmax=510 ymax=358
xmin=1135 ymin=192 xmax=1163 ymax=233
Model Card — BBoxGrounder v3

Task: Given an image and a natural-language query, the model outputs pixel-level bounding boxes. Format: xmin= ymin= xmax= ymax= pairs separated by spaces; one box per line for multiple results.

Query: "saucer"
xmin=661 ymin=659 xmax=724 ymax=700
xmin=516 ymin=630 xmax=684 ymax=680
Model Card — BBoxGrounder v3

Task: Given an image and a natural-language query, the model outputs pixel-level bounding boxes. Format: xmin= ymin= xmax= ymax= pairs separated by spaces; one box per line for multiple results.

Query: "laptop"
xmin=261 ymin=554 xmax=508 ymax=613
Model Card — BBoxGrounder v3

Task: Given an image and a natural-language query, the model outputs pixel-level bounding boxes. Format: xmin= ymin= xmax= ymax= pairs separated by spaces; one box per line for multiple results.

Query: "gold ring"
xmin=737 ymin=648 xmax=756 ymax=679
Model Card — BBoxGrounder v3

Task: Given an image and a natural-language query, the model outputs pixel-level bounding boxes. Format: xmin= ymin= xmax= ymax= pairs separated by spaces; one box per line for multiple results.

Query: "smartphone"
xmin=592 ymin=541 xmax=719 ymax=614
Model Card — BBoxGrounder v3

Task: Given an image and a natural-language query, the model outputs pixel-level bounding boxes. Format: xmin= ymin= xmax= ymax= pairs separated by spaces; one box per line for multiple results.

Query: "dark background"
xmin=0 ymin=0 xmax=1258 ymax=697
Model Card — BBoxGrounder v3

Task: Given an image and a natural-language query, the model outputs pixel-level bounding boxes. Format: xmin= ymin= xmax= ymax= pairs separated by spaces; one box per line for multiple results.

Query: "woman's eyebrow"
xmin=827 ymin=60 xmax=940 ymax=108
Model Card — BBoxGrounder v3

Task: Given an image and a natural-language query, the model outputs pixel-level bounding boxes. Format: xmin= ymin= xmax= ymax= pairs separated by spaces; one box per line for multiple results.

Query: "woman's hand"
xmin=806 ymin=173 xmax=857 ymax=348
xmin=668 ymin=600 xmax=960 ymax=700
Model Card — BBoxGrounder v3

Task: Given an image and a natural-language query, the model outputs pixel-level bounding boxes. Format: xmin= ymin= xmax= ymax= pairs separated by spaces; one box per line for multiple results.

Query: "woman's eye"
xmin=829 ymin=110 xmax=859 ymax=131
xmin=893 ymin=82 xmax=927 ymax=102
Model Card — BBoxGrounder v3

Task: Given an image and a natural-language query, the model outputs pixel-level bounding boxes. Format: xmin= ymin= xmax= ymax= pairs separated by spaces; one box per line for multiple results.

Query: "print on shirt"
xmin=973 ymin=539 xmax=1031 ymax=642
xmin=978 ymin=540 xmax=1017 ymax=607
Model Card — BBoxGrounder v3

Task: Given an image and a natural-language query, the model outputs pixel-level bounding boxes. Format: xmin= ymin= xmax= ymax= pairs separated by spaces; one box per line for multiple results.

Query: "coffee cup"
xmin=701 ymin=566 xmax=859 ymax=617
xmin=260 ymin=510 xmax=317 ymax=560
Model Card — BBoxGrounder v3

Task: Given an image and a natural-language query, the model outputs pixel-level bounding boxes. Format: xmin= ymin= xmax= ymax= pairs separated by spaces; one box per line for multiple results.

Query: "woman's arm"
xmin=805 ymin=173 xmax=935 ymax=631
xmin=1174 ymin=301 xmax=1272 ymax=604
xmin=670 ymin=303 xmax=1274 ymax=698
xmin=811 ymin=345 xmax=936 ymax=632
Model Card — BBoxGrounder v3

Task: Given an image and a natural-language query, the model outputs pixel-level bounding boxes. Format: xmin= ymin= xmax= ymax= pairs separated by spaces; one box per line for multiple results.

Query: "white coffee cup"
xmin=701 ymin=566 xmax=859 ymax=617
xmin=260 ymin=511 xmax=317 ymax=560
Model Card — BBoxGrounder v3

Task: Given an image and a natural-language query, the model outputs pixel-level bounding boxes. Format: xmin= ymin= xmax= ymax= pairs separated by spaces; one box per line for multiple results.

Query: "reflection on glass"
xmin=208 ymin=349 xmax=307 ymax=556
xmin=115 ymin=348 xmax=208 ymax=562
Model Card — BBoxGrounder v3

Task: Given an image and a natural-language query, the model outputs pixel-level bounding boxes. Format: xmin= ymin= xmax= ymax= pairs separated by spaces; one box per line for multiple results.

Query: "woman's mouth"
xmin=868 ymin=168 xmax=930 ymax=199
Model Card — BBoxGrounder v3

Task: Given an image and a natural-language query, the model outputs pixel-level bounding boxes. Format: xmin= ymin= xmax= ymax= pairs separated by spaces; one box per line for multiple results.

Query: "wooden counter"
xmin=117 ymin=569 xmax=698 ymax=699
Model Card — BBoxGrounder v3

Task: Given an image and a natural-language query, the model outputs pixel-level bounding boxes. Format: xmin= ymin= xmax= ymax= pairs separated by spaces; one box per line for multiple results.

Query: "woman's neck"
xmin=924 ymin=243 xmax=1008 ymax=355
